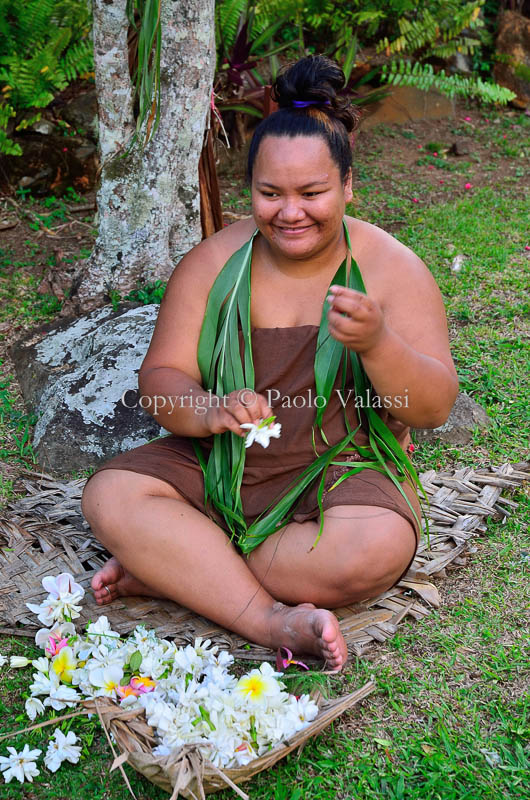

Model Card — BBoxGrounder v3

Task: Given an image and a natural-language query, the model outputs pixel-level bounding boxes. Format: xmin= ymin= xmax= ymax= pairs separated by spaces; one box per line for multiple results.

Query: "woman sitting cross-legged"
xmin=81 ymin=55 xmax=458 ymax=672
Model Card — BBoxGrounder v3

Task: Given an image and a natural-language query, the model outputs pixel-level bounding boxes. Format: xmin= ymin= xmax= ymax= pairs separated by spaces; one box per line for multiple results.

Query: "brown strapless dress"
xmin=88 ymin=325 xmax=422 ymax=550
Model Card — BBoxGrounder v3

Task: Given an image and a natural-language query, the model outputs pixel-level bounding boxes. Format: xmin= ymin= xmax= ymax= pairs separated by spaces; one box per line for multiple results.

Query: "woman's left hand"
xmin=326 ymin=285 xmax=386 ymax=354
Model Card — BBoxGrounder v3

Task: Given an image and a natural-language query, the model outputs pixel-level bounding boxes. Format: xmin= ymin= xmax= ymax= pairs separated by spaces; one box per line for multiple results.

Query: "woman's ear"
xmin=343 ymin=168 xmax=353 ymax=203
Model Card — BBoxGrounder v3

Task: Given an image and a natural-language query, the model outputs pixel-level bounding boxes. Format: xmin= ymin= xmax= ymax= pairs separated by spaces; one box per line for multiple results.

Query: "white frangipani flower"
xmin=84 ymin=616 xmax=120 ymax=649
xmin=27 ymin=592 xmax=84 ymax=626
xmin=9 ymin=656 xmax=31 ymax=669
xmin=241 ymin=417 xmax=282 ymax=449
xmin=25 ymin=696 xmax=46 ymax=722
xmin=44 ymin=681 xmax=81 ymax=711
xmin=88 ymin=665 xmax=124 ymax=698
xmin=29 ymin=669 xmax=56 ymax=697
xmin=42 ymin=573 xmax=85 ymax=600
xmin=234 ymin=662 xmax=283 ymax=705
xmin=44 ymin=729 xmax=81 ymax=773
xmin=0 ymin=744 xmax=41 ymax=783
xmin=32 ymin=657 xmax=50 ymax=673
xmin=19 ymin=570 xmax=324 ymax=772
xmin=35 ymin=622 xmax=76 ymax=650
xmin=31 ymin=669 xmax=80 ymax=710
xmin=26 ymin=573 xmax=84 ymax=626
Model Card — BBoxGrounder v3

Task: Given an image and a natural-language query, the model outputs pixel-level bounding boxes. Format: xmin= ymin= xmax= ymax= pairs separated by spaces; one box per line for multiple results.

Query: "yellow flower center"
xmin=238 ymin=675 xmax=266 ymax=700
xmin=51 ymin=647 xmax=76 ymax=683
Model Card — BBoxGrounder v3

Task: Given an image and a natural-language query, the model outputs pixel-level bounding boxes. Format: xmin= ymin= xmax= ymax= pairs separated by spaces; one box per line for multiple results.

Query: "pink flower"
xmin=62 ymin=147 xmax=68 ymax=152
xmin=412 ymin=198 xmax=419 ymax=203
xmin=407 ymin=443 xmax=415 ymax=454
xmin=525 ymin=245 xmax=530 ymax=251
xmin=417 ymin=145 xmax=422 ymax=149
xmin=130 ymin=676 xmax=156 ymax=694
xmin=427 ymin=165 xmax=434 ymax=170
xmin=276 ymin=646 xmax=308 ymax=672
xmin=502 ymin=134 xmax=507 ymax=139
xmin=464 ymin=116 xmax=472 ymax=122
xmin=439 ymin=180 xmax=445 ymax=184
xmin=464 ymin=182 xmax=472 ymax=189
xmin=433 ymin=151 xmax=438 ymax=156
xmin=45 ymin=632 xmax=69 ymax=657
xmin=116 ymin=684 xmax=139 ymax=700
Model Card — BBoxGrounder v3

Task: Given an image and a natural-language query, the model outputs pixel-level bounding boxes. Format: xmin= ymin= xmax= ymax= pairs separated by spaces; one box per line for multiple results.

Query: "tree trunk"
xmin=74 ymin=0 xmax=215 ymax=310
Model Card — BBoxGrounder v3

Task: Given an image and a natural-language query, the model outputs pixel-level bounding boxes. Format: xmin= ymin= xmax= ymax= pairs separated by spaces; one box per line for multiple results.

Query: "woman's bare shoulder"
xmin=344 ymin=215 xmax=432 ymax=290
xmin=345 ymin=216 xmax=422 ymax=264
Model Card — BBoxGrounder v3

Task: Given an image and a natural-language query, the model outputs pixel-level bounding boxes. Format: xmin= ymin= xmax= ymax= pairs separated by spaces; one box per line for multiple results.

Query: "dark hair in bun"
xmin=247 ymin=55 xmax=360 ymax=182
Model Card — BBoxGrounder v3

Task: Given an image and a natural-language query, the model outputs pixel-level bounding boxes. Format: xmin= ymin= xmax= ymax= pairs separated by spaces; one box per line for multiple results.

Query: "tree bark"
xmin=74 ymin=0 xmax=215 ymax=310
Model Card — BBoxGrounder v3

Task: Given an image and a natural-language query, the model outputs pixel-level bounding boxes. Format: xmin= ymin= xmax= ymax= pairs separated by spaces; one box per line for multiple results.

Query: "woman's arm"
xmin=327 ymin=237 xmax=458 ymax=428
xmin=138 ymin=223 xmax=272 ymax=437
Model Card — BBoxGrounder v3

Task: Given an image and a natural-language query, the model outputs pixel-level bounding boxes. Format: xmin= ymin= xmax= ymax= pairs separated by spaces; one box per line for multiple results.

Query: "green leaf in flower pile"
xmin=129 ymin=650 xmax=143 ymax=673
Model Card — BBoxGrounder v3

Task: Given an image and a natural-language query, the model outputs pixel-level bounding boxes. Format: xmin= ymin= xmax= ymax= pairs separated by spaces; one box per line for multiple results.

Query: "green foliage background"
xmin=0 ymin=0 xmax=93 ymax=154
xmin=0 ymin=0 xmax=517 ymax=156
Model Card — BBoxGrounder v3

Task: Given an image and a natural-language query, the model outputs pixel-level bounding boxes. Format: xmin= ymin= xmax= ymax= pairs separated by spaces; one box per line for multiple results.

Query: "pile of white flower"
xmin=0 ymin=572 xmax=318 ymax=784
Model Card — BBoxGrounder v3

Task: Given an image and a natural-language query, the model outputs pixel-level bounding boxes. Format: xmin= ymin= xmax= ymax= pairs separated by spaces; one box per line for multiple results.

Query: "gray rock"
xmin=60 ymin=90 xmax=98 ymax=140
xmin=412 ymin=392 xmax=491 ymax=445
xmin=449 ymin=140 xmax=471 ymax=156
xmin=30 ymin=120 xmax=56 ymax=136
xmin=11 ymin=304 xmax=164 ymax=476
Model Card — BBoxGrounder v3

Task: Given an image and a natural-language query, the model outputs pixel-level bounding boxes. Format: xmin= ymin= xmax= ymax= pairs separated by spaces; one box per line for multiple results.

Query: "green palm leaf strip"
xmin=192 ymin=221 xmax=427 ymax=553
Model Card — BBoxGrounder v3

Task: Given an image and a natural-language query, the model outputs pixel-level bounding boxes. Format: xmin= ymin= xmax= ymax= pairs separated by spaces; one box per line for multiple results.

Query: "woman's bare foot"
xmin=91 ymin=557 xmax=165 ymax=605
xmin=92 ymin=562 xmax=346 ymax=670
xmin=268 ymin=602 xmax=347 ymax=672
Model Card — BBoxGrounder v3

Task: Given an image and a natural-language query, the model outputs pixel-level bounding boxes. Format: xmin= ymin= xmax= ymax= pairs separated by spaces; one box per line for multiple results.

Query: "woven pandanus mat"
xmin=0 ymin=462 xmax=528 ymax=661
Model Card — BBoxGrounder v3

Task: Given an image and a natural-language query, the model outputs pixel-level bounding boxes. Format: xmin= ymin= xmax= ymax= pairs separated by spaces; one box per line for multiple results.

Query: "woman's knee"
xmin=81 ymin=470 xmax=126 ymax=531
xmin=82 ymin=469 xmax=186 ymax=533
xmin=327 ymin=517 xmax=417 ymax=602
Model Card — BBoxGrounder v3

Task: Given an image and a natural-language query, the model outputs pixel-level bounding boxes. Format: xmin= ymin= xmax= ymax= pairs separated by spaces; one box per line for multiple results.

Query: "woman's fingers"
xmin=327 ymin=289 xmax=369 ymax=320
xmin=206 ymin=390 xmax=274 ymax=436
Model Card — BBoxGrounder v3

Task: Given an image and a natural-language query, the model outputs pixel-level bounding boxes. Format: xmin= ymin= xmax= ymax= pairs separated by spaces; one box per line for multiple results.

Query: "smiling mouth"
xmin=276 ymin=224 xmax=313 ymax=234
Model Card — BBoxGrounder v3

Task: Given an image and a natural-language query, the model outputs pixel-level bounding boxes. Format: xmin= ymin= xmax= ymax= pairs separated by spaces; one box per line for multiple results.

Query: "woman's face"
xmin=251 ymin=135 xmax=353 ymax=261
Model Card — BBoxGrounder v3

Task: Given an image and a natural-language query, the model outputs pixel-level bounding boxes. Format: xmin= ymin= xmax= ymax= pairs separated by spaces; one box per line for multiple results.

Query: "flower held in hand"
xmin=241 ymin=416 xmax=282 ymax=449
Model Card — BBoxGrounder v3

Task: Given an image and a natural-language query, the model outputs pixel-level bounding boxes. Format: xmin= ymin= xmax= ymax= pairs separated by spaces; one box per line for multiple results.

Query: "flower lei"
xmin=192 ymin=220 xmax=427 ymax=553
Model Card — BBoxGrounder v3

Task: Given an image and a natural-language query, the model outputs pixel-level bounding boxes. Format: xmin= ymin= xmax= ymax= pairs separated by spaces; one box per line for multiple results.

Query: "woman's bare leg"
xmin=82 ymin=469 xmax=347 ymax=671
xmin=247 ymin=505 xmax=417 ymax=607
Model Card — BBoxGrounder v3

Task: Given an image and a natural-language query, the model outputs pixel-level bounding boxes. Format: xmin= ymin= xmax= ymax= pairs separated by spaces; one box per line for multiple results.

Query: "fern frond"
xmin=0 ymin=0 xmax=93 ymax=155
xmin=382 ymin=61 xmax=516 ymax=105
xmin=216 ymin=0 xmax=248 ymax=54
xmin=377 ymin=2 xmax=484 ymax=57
xmin=61 ymin=39 xmax=93 ymax=82
xmin=428 ymin=37 xmax=481 ymax=60
xmin=443 ymin=1 xmax=484 ymax=42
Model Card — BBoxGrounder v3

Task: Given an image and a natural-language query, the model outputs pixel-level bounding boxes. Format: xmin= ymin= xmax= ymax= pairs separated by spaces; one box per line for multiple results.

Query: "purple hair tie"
xmin=292 ymin=99 xmax=331 ymax=108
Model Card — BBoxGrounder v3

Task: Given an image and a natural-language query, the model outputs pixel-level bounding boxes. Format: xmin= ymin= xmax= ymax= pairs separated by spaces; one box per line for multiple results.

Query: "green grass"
xmin=1 ymin=509 xmax=527 ymax=799
xmin=0 ymin=367 xmax=37 ymax=464
xmin=0 ymin=112 xmax=529 ymax=797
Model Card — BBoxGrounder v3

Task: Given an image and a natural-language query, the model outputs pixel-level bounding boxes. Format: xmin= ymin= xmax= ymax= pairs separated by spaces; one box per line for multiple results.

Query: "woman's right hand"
xmin=204 ymin=390 xmax=273 ymax=437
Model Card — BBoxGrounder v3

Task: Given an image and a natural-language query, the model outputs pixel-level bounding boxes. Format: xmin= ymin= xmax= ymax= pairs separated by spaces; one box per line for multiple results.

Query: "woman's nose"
xmin=277 ymin=197 xmax=306 ymax=223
